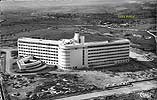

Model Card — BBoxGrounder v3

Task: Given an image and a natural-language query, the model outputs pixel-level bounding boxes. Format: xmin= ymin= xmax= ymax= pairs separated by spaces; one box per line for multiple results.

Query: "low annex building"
xmin=18 ymin=32 xmax=130 ymax=70
xmin=16 ymin=56 xmax=47 ymax=72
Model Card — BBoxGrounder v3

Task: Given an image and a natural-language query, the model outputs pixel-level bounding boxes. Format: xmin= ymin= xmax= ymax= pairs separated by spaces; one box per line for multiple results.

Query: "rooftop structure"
xmin=18 ymin=32 xmax=130 ymax=70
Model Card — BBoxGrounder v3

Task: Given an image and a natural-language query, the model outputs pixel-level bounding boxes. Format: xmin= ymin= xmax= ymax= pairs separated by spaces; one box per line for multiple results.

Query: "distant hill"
xmin=1 ymin=0 xmax=156 ymax=21
xmin=114 ymin=0 xmax=156 ymax=19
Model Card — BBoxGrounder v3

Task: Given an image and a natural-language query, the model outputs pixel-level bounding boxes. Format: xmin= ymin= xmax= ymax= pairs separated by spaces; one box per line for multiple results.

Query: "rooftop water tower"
xmin=80 ymin=36 xmax=85 ymax=44
xmin=74 ymin=31 xmax=80 ymax=43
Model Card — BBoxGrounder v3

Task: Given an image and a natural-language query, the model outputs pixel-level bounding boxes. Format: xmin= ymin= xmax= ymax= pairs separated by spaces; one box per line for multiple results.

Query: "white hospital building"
xmin=18 ymin=32 xmax=130 ymax=70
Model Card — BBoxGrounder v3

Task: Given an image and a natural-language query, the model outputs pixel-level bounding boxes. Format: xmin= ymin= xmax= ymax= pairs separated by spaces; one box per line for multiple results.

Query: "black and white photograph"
xmin=0 ymin=0 xmax=157 ymax=100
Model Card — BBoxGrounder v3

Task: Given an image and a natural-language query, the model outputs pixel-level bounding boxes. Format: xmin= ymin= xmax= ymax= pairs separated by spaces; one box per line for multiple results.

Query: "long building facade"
xmin=18 ymin=32 xmax=130 ymax=70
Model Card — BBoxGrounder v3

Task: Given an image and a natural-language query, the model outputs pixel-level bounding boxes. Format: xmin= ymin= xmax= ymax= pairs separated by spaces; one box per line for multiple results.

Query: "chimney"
xmin=74 ymin=32 xmax=80 ymax=43
xmin=80 ymin=36 xmax=85 ymax=44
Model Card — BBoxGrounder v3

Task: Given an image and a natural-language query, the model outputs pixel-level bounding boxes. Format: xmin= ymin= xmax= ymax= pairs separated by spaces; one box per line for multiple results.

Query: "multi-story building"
xmin=18 ymin=32 xmax=130 ymax=70
xmin=18 ymin=38 xmax=59 ymax=65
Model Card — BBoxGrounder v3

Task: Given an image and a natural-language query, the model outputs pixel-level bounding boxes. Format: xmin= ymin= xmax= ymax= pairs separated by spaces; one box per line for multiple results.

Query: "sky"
xmin=0 ymin=0 xmax=147 ymax=11
xmin=1 ymin=0 xmax=139 ymax=3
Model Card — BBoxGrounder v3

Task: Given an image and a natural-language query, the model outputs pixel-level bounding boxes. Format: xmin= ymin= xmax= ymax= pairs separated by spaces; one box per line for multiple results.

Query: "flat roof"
xmin=84 ymin=39 xmax=130 ymax=46
xmin=19 ymin=33 xmax=120 ymax=43
xmin=79 ymin=33 xmax=119 ymax=42
xmin=18 ymin=37 xmax=61 ymax=45
xmin=18 ymin=25 xmax=121 ymax=43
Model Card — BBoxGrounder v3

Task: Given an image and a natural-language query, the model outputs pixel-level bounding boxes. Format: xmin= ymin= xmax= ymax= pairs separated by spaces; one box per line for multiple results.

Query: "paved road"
xmin=6 ymin=51 xmax=11 ymax=74
xmin=0 ymin=87 xmax=3 ymax=100
xmin=1 ymin=48 xmax=17 ymax=74
xmin=0 ymin=86 xmax=2 ymax=100
xmin=0 ymin=75 xmax=5 ymax=100
xmin=56 ymin=80 xmax=157 ymax=100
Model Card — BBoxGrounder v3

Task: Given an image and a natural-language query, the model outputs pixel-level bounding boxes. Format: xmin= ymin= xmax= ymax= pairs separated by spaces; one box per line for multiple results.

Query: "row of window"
xmin=88 ymin=49 xmax=129 ymax=55
xmin=88 ymin=46 xmax=129 ymax=52
xmin=61 ymin=66 xmax=81 ymax=69
xmin=19 ymin=50 xmax=58 ymax=56
xmin=58 ymin=62 xmax=70 ymax=66
xmin=18 ymin=44 xmax=58 ymax=50
xmin=88 ymin=55 xmax=129 ymax=62
xmin=39 ymin=58 xmax=58 ymax=62
xmin=88 ymin=62 xmax=114 ymax=67
xmin=60 ymin=66 xmax=74 ymax=69
xmin=19 ymin=53 xmax=58 ymax=59
xmin=115 ymin=59 xmax=129 ymax=64
xmin=42 ymin=60 xmax=58 ymax=65
xmin=18 ymin=40 xmax=58 ymax=46
xmin=61 ymin=48 xmax=71 ymax=51
xmin=58 ymin=57 xmax=70 ymax=60
xmin=59 ymin=50 xmax=70 ymax=53
xmin=88 ymin=52 xmax=129 ymax=58
xmin=88 ymin=58 xmax=129 ymax=64
xmin=89 ymin=63 xmax=116 ymax=68
xmin=19 ymin=48 xmax=58 ymax=53
xmin=59 ymin=60 xmax=70 ymax=63
xmin=87 ymin=43 xmax=129 ymax=48
xmin=58 ymin=53 xmax=70 ymax=55
xmin=58 ymin=55 xmax=70 ymax=57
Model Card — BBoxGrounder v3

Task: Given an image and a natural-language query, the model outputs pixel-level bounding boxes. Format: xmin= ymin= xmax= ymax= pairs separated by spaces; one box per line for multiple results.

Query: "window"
xmin=88 ymin=49 xmax=129 ymax=55
xmin=88 ymin=52 xmax=129 ymax=58
xmin=88 ymin=58 xmax=129 ymax=64
xmin=88 ymin=46 xmax=129 ymax=52
xmin=18 ymin=40 xmax=58 ymax=46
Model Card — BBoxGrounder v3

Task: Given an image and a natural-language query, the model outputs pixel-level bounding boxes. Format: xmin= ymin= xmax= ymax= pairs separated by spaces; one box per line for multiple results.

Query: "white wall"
xmin=70 ymin=48 xmax=83 ymax=68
